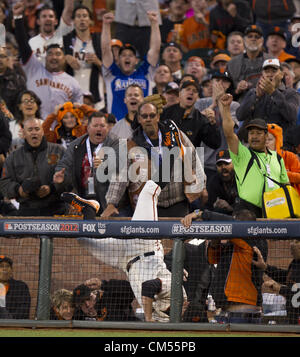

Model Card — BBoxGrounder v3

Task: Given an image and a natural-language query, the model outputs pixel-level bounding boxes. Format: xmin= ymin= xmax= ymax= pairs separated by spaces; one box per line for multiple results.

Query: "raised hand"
xmin=13 ymin=1 xmax=24 ymax=16
xmin=102 ymin=11 xmax=115 ymax=24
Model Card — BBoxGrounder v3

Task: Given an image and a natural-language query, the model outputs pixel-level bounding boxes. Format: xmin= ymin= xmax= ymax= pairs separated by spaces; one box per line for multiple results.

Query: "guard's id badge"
xmin=266 ymin=163 xmax=275 ymax=188
xmin=88 ymin=176 xmax=95 ymax=195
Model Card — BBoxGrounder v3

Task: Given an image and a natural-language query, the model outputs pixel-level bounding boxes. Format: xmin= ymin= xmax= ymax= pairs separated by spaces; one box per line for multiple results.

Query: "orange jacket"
xmin=268 ymin=123 xmax=300 ymax=195
xmin=43 ymin=104 xmax=95 ymax=144
xmin=278 ymin=50 xmax=296 ymax=63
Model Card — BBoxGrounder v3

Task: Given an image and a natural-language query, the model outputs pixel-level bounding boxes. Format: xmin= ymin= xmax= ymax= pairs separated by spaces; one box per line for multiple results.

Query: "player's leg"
xmin=126 ymin=181 xmax=163 ymax=306
xmin=77 ymin=237 xmax=127 ymax=270
xmin=131 ymin=180 xmax=161 ymax=221
xmin=61 ymin=192 xmax=100 ymax=219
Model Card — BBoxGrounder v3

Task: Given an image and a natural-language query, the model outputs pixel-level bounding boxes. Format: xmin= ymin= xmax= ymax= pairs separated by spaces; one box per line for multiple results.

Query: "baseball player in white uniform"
xmin=63 ymin=180 xmax=187 ymax=322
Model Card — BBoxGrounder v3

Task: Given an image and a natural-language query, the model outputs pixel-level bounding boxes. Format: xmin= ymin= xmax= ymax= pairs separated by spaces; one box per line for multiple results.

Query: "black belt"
xmin=126 ymin=251 xmax=155 ymax=272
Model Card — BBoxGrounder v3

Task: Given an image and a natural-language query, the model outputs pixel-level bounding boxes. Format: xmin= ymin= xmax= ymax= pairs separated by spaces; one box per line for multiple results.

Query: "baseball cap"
xmin=262 ymin=58 xmax=281 ymax=69
xmin=216 ymin=150 xmax=232 ymax=164
xmin=163 ymin=41 xmax=182 ymax=52
xmin=72 ymin=284 xmax=92 ymax=305
xmin=0 ymin=255 xmax=13 ymax=267
xmin=119 ymin=43 xmax=137 ymax=56
xmin=285 ymin=57 xmax=300 ymax=65
xmin=180 ymin=79 xmax=200 ymax=92
xmin=245 ymin=118 xmax=268 ymax=131
xmin=211 ymin=69 xmax=233 ymax=84
xmin=292 ymin=13 xmax=300 ymax=21
xmin=201 ymin=74 xmax=212 ymax=85
xmin=267 ymin=26 xmax=287 ymax=40
xmin=186 ymin=56 xmax=205 ymax=67
xmin=111 ymin=38 xmax=123 ymax=48
xmin=211 ymin=53 xmax=231 ymax=66
xmin=164 ymin=81 xmax=180 ymax=94
xmin=244 ymin=24 xmax=263 ymax=37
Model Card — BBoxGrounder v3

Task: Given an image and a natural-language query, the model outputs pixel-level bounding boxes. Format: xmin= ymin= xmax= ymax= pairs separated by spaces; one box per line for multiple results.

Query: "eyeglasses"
xmin=246 ymin=34 xmax=261 ymax=39
xmin=21 ymin=98 xmax=36 ymax=104
xmin=139 ymin=113 xmax=157 ymax=119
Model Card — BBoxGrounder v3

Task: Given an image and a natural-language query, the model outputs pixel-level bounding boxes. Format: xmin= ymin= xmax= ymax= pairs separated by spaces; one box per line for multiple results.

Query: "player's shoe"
xmin=61 ymin=192 xmax=100 ymax=219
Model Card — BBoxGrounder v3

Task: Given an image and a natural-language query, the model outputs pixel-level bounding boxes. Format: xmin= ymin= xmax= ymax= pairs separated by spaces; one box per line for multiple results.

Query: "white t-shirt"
xmin=71 ymin=37 xmax=105 ymax=110
xmin=29 ymin=17 xmax=73 ymax=65
xmin=23 ymin=54 xmax=83 ymax=119
xmin=109 ymin=118 xmax=133 ymax=139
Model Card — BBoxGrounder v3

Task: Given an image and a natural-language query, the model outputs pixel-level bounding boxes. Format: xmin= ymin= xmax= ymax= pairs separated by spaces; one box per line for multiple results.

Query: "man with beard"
xmin=218 ymin=92 xmax=289 ymax=217
xmin=205 ymin=149 xmax=237 ymax=215
xmin=101 ymin=11 xmax=161 ymax=121
xmin=236 ymin=58 xmax=300 ymax=141
xmin=101 ymin=101 xmax=206 ymax=218
xmin=28 ymin=1 xmax=74 ymax=65
xmin=226 ymin=24 xmax=273 ymax=103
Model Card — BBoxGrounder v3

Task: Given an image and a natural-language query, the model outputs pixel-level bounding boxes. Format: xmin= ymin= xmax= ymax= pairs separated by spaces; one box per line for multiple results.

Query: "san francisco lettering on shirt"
xmin=35 ymin=78 xmax=73 ymax=98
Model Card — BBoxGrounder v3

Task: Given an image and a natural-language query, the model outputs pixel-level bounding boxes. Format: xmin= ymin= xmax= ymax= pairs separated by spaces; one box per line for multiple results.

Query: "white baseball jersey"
xmin=29 ymin=18 xmax=73 ymax=66
xmin=77 ymin=180 xmax=179 ymax=311
xmin=71 ymin=37 xmax=105 ymax=110
xmin=23 ymin=54 xmax=83 ymax=119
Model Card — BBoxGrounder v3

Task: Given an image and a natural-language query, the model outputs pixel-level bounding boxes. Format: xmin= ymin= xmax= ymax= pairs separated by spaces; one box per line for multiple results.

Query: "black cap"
xmin=119 ymin=43 xmax=137 ymax=56
xmin=164 ymin=81 xmax=180 ymax=93
xmin=216 ymin=149 xmax=232 ymax=164
xmin=267 ymin=26 xmax=287 ymax=40
xmin=163 ymin=41 xmax=182 ymax=52
xmin=0 ymin=255 xmax=13 ymax=267
xmin=244 ymin=24 xmax=263 ymax=37
xmin=245 ymin=118 xmax=268 ymax=131
xmin=180 ymin=79 xmax=200 ymax=91
xmin=72 ymin=284 xmax=91 ymax=305
xmin=285 ymin=57 xmax=300 ymax=65
xmin=211 ymin=69 xmax=233 ymax=84
xmin=201 ymin=74 xmax=212 ymax=84
xmin=292 ymin=13 xmax=300 ymax=21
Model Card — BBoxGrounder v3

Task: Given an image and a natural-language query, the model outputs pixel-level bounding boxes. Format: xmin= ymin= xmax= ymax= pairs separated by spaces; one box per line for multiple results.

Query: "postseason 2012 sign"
xmin=4 ymin=221 xmax=80 ymax=233
xmin=0 ymin=219 xmax=299 ymax=239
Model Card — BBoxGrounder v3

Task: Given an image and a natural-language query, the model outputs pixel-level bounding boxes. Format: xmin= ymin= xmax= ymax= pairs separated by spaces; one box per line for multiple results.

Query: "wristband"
xmin=194 ymin=209 xmax=202 ymax=218
xmin=13 ymin=15 xmax=23 ymax=20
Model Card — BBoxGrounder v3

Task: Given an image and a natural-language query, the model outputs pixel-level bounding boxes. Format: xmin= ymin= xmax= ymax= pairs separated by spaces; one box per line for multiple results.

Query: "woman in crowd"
xmin=42 ymin=102 xmax=95 ymax=149
xmin=9 ymin=90 xmax=42 ymax=151
xmin=266 ymin=123 xmax=300 ymax=195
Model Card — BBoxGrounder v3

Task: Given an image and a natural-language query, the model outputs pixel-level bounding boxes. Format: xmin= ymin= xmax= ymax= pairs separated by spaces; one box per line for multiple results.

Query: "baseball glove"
xmin=144 ymin=94 xmax=167 ymax=114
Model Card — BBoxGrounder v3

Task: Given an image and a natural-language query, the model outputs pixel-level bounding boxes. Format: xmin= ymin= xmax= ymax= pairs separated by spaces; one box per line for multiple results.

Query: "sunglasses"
xmin=139 ymin=113 xmax=157 ymax=119
xmin=246 ymin=34 xmax=261 ymax=39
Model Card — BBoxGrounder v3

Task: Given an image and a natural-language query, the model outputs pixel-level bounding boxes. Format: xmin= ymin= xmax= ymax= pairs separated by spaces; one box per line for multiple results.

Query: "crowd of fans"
xmin=0 ymin=0 xmax=300 ymax=324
